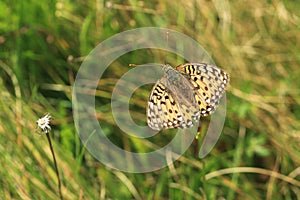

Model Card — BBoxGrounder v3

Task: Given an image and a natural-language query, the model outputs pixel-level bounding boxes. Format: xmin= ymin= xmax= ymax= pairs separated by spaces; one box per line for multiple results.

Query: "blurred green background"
xmin=1 ymin=0 xmax=300 ymax=199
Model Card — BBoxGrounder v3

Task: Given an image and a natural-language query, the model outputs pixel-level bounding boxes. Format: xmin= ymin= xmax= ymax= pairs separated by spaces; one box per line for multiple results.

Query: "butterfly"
xmin=147 ymin=63 xmax=229 ymax=131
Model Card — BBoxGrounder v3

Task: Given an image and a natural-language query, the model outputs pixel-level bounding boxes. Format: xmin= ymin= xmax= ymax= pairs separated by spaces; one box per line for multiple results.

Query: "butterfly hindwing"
xmin=147 ymin=80 xmax=182 ymax=130
xmin=147 ymin=78 xmax=199 ymax=130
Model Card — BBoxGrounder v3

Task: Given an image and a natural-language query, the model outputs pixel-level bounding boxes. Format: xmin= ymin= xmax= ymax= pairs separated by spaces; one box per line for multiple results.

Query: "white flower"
xmin=36 ymin=113 xmax=52 ymax=134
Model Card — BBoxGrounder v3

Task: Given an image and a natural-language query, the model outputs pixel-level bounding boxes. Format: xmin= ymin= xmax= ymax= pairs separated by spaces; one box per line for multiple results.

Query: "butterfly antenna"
xmin=129 ymin=63 xmax=155 ymax=67
xmin=163 ymin=31 xmax=169 ymax=65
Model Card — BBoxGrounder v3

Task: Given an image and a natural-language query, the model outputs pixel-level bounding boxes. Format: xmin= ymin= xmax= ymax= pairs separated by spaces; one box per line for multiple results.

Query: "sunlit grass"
xmin=0 ymin=0 xmax=299 ymax=199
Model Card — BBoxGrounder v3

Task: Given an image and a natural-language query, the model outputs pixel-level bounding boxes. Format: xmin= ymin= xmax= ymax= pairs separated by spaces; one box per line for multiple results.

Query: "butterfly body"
xmin=163 ymin=65 xmax=181 ymax=84
xmin=147 ymin=63 xmax=229 ymax=131
xmin=163 ymin=65 xmax=197 ymax=107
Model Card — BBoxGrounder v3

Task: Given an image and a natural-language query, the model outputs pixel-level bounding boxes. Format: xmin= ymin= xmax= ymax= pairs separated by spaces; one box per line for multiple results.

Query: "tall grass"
xmin=0 ymin=0 xmax=299 ymax=199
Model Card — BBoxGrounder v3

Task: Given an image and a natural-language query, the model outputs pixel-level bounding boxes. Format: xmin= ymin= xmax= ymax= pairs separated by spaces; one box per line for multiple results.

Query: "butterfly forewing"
xmin=176 ymin=63 xmax=229 ymax=116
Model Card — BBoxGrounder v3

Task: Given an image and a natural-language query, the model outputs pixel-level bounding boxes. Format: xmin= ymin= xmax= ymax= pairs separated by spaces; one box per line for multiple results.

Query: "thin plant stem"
xmin=46 ymin=132 xmax=63 ymax=200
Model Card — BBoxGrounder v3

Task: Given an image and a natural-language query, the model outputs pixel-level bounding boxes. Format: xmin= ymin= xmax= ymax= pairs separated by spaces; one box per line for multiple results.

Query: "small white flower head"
xmin=36 ymin=113 xmax=52 ymax=134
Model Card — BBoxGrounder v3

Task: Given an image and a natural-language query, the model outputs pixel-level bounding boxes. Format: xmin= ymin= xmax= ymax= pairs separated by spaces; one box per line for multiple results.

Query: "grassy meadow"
xmin=1 ymin=0 xmax=300 ymax=199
